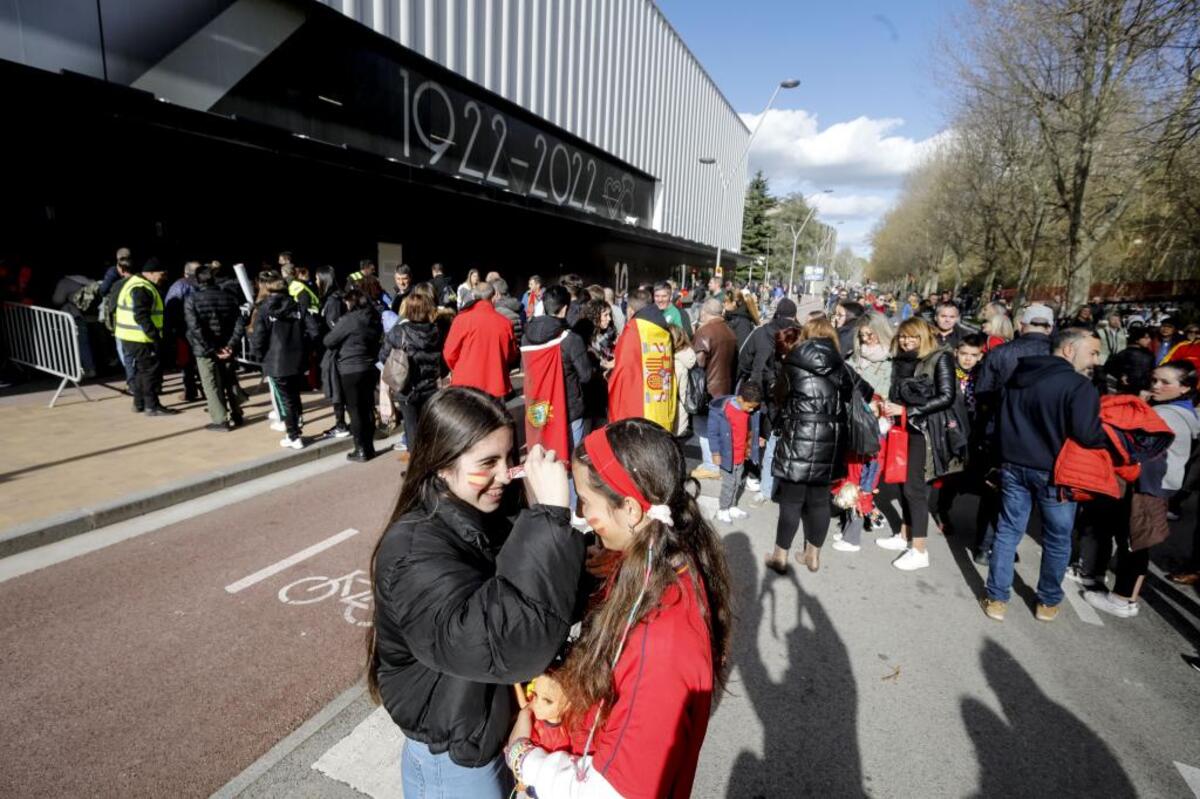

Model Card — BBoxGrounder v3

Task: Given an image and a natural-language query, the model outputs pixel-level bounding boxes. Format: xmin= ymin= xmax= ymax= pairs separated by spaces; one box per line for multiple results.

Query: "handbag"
xmin=380 ymin=325 xmax=411 ymax=393
xmin=843 ymin=364 xmax=881 ymax=457
xmin=883 ymin=408 xmax=909 ymax=484
xmin=682 ymin=365 xmax=708 ymax=415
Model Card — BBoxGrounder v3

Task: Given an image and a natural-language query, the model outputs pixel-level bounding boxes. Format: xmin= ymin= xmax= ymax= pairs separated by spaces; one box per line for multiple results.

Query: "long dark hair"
xmin=315 ymin=265 xmax=337 ymax=298
xmin=558 ymin=419 xmax=733 ymax=728
xmin=365 ymin=387 xmax=515 ymax=702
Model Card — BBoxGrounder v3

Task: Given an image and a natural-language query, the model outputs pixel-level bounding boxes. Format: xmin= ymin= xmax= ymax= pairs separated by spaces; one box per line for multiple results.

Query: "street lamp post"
xmin=700 ymin=78 xmax=799 ymax=283
xmin=786 ymin=189 xmax=833 ymax=298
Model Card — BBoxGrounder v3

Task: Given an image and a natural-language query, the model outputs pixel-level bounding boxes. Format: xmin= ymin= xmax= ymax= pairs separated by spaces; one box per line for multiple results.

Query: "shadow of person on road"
xmin=723 ymin=531 xmax=865 ymax=798
xmin=962 ymin=639 xmax=1137 ymax=798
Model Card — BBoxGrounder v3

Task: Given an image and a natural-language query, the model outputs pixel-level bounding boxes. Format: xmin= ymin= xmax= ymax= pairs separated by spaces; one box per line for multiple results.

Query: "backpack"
xmin=381 ymin=324 xmax=411 ymax=394
xmin=843 ymin=364 xmax=882 ymax=457
xmin=69 ymin=281 xmax=101 ymax=314
xmin=682 ymin=365 xmax=708 ymax=416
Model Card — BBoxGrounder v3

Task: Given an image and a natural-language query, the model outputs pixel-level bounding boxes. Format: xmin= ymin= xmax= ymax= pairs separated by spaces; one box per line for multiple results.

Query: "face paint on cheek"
xmin=466 ymin=471 xmax=492 ymax=489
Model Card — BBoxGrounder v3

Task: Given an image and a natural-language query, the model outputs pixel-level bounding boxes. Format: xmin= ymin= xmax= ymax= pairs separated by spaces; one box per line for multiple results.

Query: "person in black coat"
xmin=314 ymin=266 xmax=349 ymax=437
xmin=323 ymin=288 xmax=383 ymax=461
xmin=184 ymin=265 xmax=246 ymax=429
xmin=767 ymin=319 xmax=857 ymax=575
xmin=250 ymin=274 xmax=320 ymax=446
xmin=379 ymin=290 xmax=444 ymax=454
xmin=522 ymin=285 xmax=594 ymax=444
xmin=1104 ymin=325 xmax=1156 ymax=395
xmin=368 ymin=388 xmax=584 ymax=797
xmin=878 ymin=318 xmax=957 ymax=572
xmin=723 ymin=292 xmax=758 ymax=353
xmin=738 ymin=298 xmax=797 ymax=393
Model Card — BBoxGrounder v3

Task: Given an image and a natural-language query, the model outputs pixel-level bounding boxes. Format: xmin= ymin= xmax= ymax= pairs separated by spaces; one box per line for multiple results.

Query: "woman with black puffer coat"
xmin=324 ymin=288 xmax=383 ymax=462
xmin=379 ymin=289 xmax=443 ymax=459
xmin=767 ymin=318 xmax=860 ymax=575
xmin=877 ymin=317 xmax=960 ymax=572
xmin=724 ymin=290 xmax=759 ymax=353
xmin=316 ymin=266 xmax=349 ymax=438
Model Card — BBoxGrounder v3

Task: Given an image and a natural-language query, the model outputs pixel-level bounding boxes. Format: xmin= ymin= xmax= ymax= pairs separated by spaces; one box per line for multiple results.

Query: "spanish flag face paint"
xmin=466 ymin=471 xmax=493 ymax=488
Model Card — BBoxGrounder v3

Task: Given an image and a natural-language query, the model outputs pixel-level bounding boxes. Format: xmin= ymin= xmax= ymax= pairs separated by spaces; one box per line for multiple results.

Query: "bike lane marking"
xmin=225 ymin=527 xmax=361 ymax=594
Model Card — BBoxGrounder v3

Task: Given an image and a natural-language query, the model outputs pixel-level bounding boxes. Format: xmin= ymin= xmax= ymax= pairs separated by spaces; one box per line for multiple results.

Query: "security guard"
xmin=346 ymin=259 xmax=376 ymax=287
xmin=286 ymin=264 xmax=320 ymax=315
xmin=115 ymin=257 xmax=177 ymax=415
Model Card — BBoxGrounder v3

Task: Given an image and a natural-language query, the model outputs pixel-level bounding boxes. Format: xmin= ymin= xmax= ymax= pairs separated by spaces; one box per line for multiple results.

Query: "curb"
xmin=0 ymin=433 xmax=387 ymax=559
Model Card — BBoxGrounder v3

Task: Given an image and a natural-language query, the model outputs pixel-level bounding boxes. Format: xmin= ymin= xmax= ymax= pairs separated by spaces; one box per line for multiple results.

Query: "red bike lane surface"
xmin=0 ymin=455 xmax=405 ymax=798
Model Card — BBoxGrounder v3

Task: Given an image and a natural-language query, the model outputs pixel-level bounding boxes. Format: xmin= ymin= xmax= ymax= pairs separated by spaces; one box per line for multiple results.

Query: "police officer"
xmin=285 ymin=264 xmax=320 ymax=315
xmin=115 ymin=257 xmax=177 ymax=415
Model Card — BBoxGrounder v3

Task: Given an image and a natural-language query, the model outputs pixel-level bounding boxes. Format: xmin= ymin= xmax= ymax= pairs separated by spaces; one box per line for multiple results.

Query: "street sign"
xmin=803 ymin=265 xmax=825 ymax=280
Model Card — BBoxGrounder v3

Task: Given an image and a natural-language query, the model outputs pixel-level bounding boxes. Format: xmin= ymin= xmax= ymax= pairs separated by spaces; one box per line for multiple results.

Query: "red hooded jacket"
xmin=443 ymin=299 xmax=518 ymax=398
xmin=1054 ymin=394 xmax=1174 ymax=499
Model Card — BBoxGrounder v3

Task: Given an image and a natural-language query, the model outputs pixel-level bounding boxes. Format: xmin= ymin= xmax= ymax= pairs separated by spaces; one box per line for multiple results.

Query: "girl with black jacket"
xmin=315 ymin=266 xmax=349 ymax=438
xmin=323 ymin=288 xmax=383 ymax=461
xmin=878 ymin=317 xmax=957 ymax=571
xmin=366 ymin=388 xmax=584 ymax=798
xmin=767 ymin=319 xmax=857 ymax=575
xmin=250 ymin=273 xmax=320 ymax=448
xmin=379 ymin=290 xmax=444 ymax=455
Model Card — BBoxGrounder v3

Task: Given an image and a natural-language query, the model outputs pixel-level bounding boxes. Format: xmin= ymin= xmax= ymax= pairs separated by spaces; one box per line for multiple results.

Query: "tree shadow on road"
xmin=962 ymin=639 xmax=1136 ymax=798
xmin=723 ymin=531 xmax=865 ymax=798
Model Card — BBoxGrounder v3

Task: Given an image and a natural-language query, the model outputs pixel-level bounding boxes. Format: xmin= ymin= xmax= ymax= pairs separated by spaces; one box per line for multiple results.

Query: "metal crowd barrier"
xmin=1 ymin=301 xmax=92 ymax=407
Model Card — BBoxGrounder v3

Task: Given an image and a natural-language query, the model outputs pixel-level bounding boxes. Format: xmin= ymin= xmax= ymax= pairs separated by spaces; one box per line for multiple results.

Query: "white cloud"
xmin=740 ymin=108 xmax=950 ymax=255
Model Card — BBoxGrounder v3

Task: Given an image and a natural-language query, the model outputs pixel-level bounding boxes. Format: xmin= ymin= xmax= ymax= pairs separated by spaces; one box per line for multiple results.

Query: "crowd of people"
xmin=13 ymin=249 xmax=1200 ymax=795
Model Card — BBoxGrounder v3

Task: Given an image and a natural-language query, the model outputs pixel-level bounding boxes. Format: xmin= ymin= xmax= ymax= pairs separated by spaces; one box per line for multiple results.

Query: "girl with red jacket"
xmin=506 ymin=419 xmax=733 ymax=798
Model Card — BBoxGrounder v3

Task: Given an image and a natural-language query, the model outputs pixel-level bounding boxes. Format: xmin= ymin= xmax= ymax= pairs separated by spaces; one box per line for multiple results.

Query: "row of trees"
xmin=869 ymin=0 xmax=1200 ymax=313
xmin=740 ymin=172 xmax=867 ymax=287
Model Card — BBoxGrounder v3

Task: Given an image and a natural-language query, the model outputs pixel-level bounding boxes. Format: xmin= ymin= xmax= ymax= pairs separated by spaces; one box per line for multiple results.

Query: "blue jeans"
xmin=759 ymin=433 xmax=779 ymax=497
xmin=695 ymin=411 xmax=717 ymax=469
xmin=401 ymin=740 xmax=509 ymax=798
xmin=568 ymin=417 xmax=585 ymax=513
xmin=986 ymin=464 xmax=1078 ymax=606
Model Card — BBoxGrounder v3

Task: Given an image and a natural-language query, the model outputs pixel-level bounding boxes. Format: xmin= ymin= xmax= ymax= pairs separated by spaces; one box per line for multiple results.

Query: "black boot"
xmin=346 ymin=447 xmax=370 ymax=463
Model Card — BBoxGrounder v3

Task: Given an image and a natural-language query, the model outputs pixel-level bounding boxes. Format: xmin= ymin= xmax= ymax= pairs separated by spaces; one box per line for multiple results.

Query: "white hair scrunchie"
xmin=646 ymin=504 xmax=675 ymax=527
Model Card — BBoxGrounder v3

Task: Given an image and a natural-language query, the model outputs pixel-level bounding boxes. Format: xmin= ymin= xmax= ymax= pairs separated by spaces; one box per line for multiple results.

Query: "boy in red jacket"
xmin=709 ymin=383 xmax=764 ymax=524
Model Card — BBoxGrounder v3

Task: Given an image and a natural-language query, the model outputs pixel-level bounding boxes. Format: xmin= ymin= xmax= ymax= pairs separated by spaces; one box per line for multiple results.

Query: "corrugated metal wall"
xmin=319 ymin=0 xmax=748 ymax=254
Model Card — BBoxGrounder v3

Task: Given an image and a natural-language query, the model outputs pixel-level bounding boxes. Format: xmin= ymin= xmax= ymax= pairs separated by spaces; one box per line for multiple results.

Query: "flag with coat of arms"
xmin=521 ymin=331 xmax=570 ymax=457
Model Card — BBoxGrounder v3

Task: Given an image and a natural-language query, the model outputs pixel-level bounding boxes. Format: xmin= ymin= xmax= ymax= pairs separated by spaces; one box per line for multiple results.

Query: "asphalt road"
xmin=3 ymin=424 xmax=1200 ymax=797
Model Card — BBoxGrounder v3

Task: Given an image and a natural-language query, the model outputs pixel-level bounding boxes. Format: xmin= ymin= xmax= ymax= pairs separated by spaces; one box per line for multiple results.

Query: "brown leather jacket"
xmin=692 ymin=317 xmax=737 ymax=398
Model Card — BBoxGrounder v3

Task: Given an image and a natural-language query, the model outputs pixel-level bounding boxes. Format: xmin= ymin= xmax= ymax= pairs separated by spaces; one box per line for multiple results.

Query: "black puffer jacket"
xmin=738 ymin=315 xmax=797 ymax=392
xmin=379 ymin=320 xmax=443 ymax=402
xmin=184 ymin=284 xmax=245 ymax=357
xmin=772 ymin=338 xmax=851 ymax=484
xmin=323 ymin=307 xmax=382 ymax=374
xmin=725 ymin=309 xmax=756 ymax=353
xmin=890 ymin=348 xmax=956 ymax=422
xmin=250 ymin=293 xmax=319 ymax=377
xmin=522 ymin=315 xmax=594 ymax=421
xmin=373 ymin=495 xmax=585 ymax=767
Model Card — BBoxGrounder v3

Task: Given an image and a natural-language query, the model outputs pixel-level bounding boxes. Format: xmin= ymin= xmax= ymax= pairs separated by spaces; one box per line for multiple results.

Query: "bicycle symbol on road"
xmin=278 ymin=569 xmax=373 ymax=627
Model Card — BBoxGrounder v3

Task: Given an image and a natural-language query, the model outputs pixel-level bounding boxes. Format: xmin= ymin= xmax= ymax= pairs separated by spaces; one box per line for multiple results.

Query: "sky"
xmin=656 ymin=0 xmax=966 ymax=256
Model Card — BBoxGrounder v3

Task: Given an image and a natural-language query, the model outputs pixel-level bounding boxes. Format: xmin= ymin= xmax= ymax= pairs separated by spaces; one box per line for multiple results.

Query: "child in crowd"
xmin=250 ymin=273 xmax=320 ymax=449
xmin=709 ymin=382 xmax=764 ymax=524
xmin=932 ymin=333 xmax=986 ymax=536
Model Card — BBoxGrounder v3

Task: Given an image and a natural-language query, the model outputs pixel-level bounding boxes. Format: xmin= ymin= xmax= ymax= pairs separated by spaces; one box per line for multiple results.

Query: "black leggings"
xmin=339 ymin=368 xmax=379 ymax=453
xmin=775 ymin=483 xmax=832 ymax=550
xmin=900 ymin=431 xmax=930 ymax=540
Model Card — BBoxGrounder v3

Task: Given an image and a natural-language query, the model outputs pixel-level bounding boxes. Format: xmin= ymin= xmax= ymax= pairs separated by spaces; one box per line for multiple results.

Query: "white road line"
xmin=224 ymin=528 xmax=361 ymax=594
xmin=0 ymin=454 xmax=354 ymax=585
xmin=1176 ymin=761 xmax=1200 ymax=798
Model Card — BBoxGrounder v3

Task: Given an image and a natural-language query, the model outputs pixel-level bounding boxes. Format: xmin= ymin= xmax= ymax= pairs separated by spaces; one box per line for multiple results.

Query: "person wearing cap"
xmin=114 ymin=257 xmax=177 ymax=415
xmin=1105 ymin=324 xmax=1156 ymax=394
xmin=98 ymin=247 xmax=132 ymax=300
xmin=975 ymin=303 xmax=1055 ymax=398
xmin=1154 ymin=317 xmax=1182 ymax=364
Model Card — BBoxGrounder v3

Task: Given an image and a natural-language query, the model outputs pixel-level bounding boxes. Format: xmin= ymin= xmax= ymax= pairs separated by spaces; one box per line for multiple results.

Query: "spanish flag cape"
xmin=521 ymin=331 xmax=571 ymax=456
xmin=608 ymin=305 xmax=676 ymax=431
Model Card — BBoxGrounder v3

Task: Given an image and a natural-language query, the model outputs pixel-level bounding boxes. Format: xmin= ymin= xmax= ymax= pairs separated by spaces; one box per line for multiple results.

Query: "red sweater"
xmin=443 ymin=300 xmax=517 ymax=398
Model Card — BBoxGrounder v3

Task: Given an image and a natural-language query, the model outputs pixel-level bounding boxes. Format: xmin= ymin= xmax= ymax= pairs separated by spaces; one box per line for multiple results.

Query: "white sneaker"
xmin=279 ymin=436 xmax=304 ymax=450
xmin=876 ymin=534 xmax=908 ymax=551
xmin=832 ymin=530 xmax=843 ymax=542
xmin=728 ymin=507 xmax=748 ymax=520
xmin=268 ymin=409 xmax=280 ymax=421
xmin=753 ymin=492 xmax=769 ymax=505
xmin=893 ymin=548 xmax=930 ymax=571
xmin=745 ymin=477 xmax=761 ymax=493
xmin=715 ymin=509 xmax=733 ymax=525
xmin=1167 ymin=510 xmax=1180 ymax=521
xmin=1083 ymin=590 xmax=1139 ymax=618
xmin=270 ymin=420 xmax=287 ymax=432
xmin=832 ymin=539 xmax=861 ymax=552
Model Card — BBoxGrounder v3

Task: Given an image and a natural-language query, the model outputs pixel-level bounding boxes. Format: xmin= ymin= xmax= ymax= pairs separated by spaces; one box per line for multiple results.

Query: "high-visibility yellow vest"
xmin=347 ymin=271 xmax=364 ymax=284
xmin=289 ymin=280 xmax=320 ymax=311
xmin=114 ymin=275 xmax=163 ymax=343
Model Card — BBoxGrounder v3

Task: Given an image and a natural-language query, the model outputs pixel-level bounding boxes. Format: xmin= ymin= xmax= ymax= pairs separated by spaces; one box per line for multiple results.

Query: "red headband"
xmin=583 ymin=428 xmax=651 ymax=512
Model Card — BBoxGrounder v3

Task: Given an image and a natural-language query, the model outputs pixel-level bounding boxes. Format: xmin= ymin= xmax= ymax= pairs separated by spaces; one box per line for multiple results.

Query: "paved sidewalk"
xmin=0 ymin=370 xmax=341 ymax=533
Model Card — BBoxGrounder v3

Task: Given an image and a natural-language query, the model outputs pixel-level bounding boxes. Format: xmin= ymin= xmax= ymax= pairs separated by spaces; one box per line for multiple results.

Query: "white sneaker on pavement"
xmin=268 ymin=409 xmax=280 ymax=421
xmin=745 ymin=477 xmax=761 ymax=493
xmin=728 ymin=507 xmax=749 ymax=520
xmin=1083 ymin=590 xmax=1139 ymax=618
xmin=715 ymin=509 xmax=733 ymax=525
xmin=832 ymin=530 xmax=843 ymax=542
xmin=832 ymin=539 xmax=861 ymax=552
xmin=279 ymin=436 xmax=304 ymax=450
xmin=876 ymin=534 xmax=908 ymax=551
xmin=893 ymin=548 xmax=930 ymax=571
xmin=270 ymin=421 xmax=287 ymax=432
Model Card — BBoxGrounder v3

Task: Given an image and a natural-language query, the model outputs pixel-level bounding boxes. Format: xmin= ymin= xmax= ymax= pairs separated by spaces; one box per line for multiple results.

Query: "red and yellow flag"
xmin=608 ymin=307 xmax=675 ymax=431
xmin=521 ymin=331 xmax=570 ymax=456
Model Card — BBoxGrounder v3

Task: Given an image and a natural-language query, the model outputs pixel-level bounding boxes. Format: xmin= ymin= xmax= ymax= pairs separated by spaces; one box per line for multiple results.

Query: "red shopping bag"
xmin=882 ymin=409 xmax=909 ymax=484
